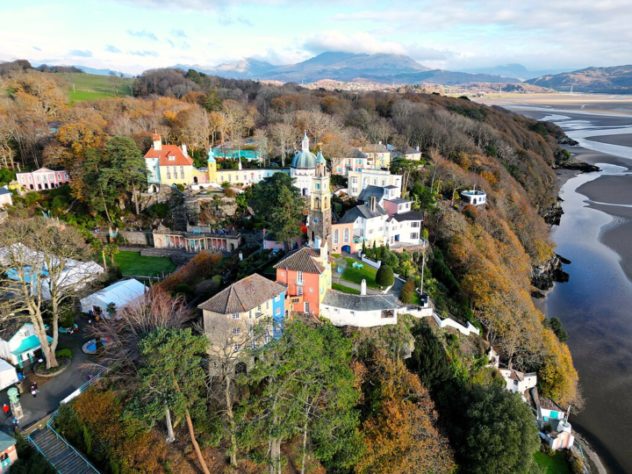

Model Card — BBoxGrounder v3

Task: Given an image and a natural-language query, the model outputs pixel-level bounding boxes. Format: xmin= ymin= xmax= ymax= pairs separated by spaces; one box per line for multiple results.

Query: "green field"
xmin=341 ymin=257 xmax=378 ymax=288
xmin=332 ymin=282 xmax=361 ymax=295
xmin=114 ymin=251 xmax=176 ymax=277
xmin=534 ymin=451 xmax=571 ymax=474
xmin=59 ymin=73 xmax=133 ymax=102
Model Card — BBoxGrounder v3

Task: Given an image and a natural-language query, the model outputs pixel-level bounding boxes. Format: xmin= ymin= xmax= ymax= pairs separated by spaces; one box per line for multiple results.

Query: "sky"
xmin=1 ymin=0 xmax=632 ymax=75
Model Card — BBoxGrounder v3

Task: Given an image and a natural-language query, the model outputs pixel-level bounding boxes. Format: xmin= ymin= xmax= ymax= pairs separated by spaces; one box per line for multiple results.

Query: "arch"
xmin=193 ymin=176 xmax=198 ymax=184
xmin=314 ymin=196 xmax=321 ymax=209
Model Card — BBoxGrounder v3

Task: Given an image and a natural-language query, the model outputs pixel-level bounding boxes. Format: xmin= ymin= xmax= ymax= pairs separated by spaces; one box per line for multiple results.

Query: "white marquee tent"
xmin=80 ymin=278 xmax=147 ymax=317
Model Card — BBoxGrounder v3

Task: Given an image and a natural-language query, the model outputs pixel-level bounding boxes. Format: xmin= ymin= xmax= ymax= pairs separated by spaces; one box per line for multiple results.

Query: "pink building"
xmin=16 ymin=167 xmax=70 ymax=191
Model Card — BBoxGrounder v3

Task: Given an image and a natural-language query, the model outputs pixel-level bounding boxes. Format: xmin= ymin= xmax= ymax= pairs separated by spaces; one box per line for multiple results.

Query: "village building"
xmin=347 ymin=169 xmax=402 ymax=198
xmin=206 ymin=149 xmax=287 ymax=187
xmin=394 ymin=146 xmax=422 ymax=161
xmin=0 ymin=187 xmax=12 ymax=208
xmin=499 ymin=368 xmax=538 ymax=401
xmin=0 ymin=359 xmax=19 ymax=392
xmin=274 ymin=246 xmax=331 ymax=316
xmin=330 ymin=149 xmax=370 ymax=176
xmin=144 ymin=133 xmax=195 ymax=191
xmin=290 ymin=133 xmax=319 ymax=196
xmin=530 ymin=388 xmax=575 ymax=451
xmin=320 ymin=281 xmax=400 ymax=327
xmin=199 ymin=273 xmax=286 ymax=366
xmin=0 ymin=431 xmax=17 ymax=472
xmin=358 ymin=143 xmax=392 ymax=169
xmin=80 ymin=278 xmax=147 ymax=318
xmin=152 ymin=224 xmax=242 ymax=253
xmin=461 ymin=189 xmax=487 ymax=206
xmin=0 ymin=322 xmax=52 ymax=368
xmin=16 ymin=167 xmax=70 ymax=191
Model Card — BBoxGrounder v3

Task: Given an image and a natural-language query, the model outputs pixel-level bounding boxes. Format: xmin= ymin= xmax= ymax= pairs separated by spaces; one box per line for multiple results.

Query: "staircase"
xmin=29 ymin=426 xmax=99 ymax=473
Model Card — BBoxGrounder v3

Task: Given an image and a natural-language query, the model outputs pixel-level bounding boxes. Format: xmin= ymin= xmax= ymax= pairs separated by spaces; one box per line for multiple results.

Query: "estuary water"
xmin=511 ymin=105 xmax=632 ymax=473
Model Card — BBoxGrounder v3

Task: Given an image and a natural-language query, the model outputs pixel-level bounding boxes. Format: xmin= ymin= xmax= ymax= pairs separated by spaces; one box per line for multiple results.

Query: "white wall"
xmin=321 ymin=305 xmax=398 ymax=327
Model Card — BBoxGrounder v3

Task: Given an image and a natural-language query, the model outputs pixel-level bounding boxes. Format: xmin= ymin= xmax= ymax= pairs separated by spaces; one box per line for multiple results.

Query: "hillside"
xmin=57 ymin=72 xmax=133 ymax=102
xmin=179 ymin=51 xmax=519 ymax=85
xmin=527 ymin=64 xmax=632 ymax=93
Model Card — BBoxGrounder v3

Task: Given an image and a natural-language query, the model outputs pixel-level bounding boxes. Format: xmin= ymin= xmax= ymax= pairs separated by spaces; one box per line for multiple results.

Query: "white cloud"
xmin=304 ymin=31 xmax=407 ymax=56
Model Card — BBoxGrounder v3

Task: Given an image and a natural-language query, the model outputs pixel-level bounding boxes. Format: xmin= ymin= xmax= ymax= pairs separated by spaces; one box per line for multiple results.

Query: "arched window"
xmin=314 ymin=197 xmax=321 ymax=209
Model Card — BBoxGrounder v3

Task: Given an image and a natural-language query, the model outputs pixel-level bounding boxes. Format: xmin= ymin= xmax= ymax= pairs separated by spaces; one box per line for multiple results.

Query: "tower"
xmin=207 ymin=148 xmax=217 ymax=184
xmin=307 ymin=150 xmax=331 ymax=249
xmin=152 ymin=132 xmax=162 ymax=151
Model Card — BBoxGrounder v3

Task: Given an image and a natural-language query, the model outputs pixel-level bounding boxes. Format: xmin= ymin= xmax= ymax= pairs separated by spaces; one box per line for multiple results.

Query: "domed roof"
xmin=291 ymin=132 xmax=317 ymax=169
xmin=315 ymin=150 xmax=326 ymax=165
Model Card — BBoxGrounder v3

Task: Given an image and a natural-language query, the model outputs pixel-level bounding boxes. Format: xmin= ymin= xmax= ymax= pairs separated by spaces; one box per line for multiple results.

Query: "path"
xmin=0 ymin=320 xmax=102 ymax=430
xmin=29 ymin=425 xmax=99 ymax=473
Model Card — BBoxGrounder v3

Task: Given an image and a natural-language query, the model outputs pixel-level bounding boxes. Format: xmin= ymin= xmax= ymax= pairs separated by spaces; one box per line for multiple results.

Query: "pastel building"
xmin=275 ymin=246 xmax=331 ymax=316
xmin=16 ymin=167 xmax=70 ymax=191
xmin=347 ymin=169 xmax=402 ymax=198
xmin=0 ymin=322 xmax=52 ymax=368
xmin=359 ymin=143 xmax=392 ymax=169
xmin=331 ymin=149 xmax=370 ymax=176
xmin=199 ymin=274 xmax=286 ymax=364
xmin=0 ymin=187 xmax=12 ymax=208
xmin=144 ymin=134 xmax=195 ymax=190
xmin=0 ymin=431 xmax=17 ymax=473
xmin=206 ymin=149 xmax=287 ymax=187
xmin=499 ymin=368 xmax=538 ymax=401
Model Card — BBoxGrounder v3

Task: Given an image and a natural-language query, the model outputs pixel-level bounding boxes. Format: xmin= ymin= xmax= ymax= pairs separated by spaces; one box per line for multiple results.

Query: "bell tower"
xmin=307 ymin=150 xmax=331 ymax=249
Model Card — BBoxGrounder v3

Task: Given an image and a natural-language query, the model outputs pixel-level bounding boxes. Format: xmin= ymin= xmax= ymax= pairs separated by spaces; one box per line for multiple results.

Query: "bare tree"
xmin=268 ymin=121 xmax=296 ymax=167
xmin=0 ymin=218 xmax=94 ymax=369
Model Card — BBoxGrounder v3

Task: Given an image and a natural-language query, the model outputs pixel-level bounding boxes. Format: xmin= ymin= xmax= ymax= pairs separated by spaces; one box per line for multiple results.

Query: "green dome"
xmin=291 ymin=132 xmax=317 ymax=169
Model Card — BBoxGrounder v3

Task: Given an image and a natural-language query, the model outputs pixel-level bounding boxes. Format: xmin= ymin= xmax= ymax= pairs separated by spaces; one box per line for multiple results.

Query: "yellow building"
xmin=144 ymin=134 xmax=195 ymax=190
xmin=207 ymin=149 xmax=287 ymax=186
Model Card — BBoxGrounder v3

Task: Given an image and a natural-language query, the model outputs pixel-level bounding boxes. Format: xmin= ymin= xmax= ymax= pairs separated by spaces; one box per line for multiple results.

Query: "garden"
xmin=114 ymin=251 xmax=176 ymax=277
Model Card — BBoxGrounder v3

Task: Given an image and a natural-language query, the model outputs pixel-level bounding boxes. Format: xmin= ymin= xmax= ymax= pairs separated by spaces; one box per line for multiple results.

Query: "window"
xmin=233 ymin=344 xmax=240 ymax=352
xmin=411 ymin=221 xmax=420 ymax=228
xmin=297 ymin=271 xmax=303 ymax=284
xmin=410 ymin=233 xmax=419 ymax=239
xmin=168 ymin=155 xmax=175 ymax=161
xmin=298 ymin=286 xmax=303 ymax=296
xmin=232 ymin=328 xmax=241 ymax=336
xmin=232 ymin=313 xmax=240 ymax=320
xmin=343 ymin=228 xmax=349 ymax=242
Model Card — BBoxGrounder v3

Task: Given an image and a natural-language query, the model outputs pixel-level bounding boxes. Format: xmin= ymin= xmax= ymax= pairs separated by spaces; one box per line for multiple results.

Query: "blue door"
xmin=342 ymin=245 xmax=351 ymax=253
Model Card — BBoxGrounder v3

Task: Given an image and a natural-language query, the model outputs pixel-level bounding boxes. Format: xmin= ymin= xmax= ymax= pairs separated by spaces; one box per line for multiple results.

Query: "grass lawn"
xmin=114 ymin=251 xmax=176 ymax=277
xmin=332 ymin=282 xmax=361 ymax=295
xmin=59 ymin=73 xmax=133 ymax=102
xmin=534 ymin=451 xmax=571 ymax=474
xmin=341 ymin=257 xmax=379 ymax=288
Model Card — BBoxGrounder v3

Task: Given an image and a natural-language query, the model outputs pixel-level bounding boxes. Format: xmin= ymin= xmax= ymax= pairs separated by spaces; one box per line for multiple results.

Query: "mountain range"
xmin=526 ymin=65 xmax=632 ymax=93
xmin=176 ymin=51 xmax=520 ymax=85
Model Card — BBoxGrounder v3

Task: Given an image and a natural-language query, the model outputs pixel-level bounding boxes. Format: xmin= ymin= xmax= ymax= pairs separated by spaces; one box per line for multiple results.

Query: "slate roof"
xmin=362 ymin=144 xmax=389 ymax=153
xmin=145 ymin=144 xmax=193 ymax=167
xmin=198 ymin=273 xmax=285 ymax=314
xmin=0 ymin=430 xmax=15 ymax=452
xmin=0 ymin=187 xmax=11 ymax=196
xmin=391 ymin=211 xmax=424 ymax=222
xmin=357 ymin=185 xmax=385 ymax=204
xmin=339 ymin=203 xmax=387 ymax=224
xmin=322 ymin=290 xmax=401 ymax=311
xmin=273 ymin=247 xmax=325 ymax=274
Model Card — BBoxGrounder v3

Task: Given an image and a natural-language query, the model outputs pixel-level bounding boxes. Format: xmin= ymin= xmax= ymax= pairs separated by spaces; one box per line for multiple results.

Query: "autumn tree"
xmin=0 ymin=218 xmax=92 ymax=369
xmin=356 ymin=350 xmax=455 ymax=474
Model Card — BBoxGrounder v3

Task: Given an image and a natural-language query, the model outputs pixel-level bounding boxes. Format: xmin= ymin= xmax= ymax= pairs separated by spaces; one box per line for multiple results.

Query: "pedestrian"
xmin=30 ymin=382 xmax=37 ymax=398
xmin=12 ymin=417 xmax=18 ymax=433
xmin=2 ymin=404 xmax=9 ymax=418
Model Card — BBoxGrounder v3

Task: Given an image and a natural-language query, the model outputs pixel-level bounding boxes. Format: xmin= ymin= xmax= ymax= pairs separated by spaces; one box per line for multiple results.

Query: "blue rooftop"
xmin=212 ymin=147 xmax=261 ymax=161
xmin=11 ymin=334 xmax=52 ymax=356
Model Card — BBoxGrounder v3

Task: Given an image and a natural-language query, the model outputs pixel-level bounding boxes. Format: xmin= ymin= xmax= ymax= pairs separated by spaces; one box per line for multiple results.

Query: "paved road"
xmin=0 ymin=320 xmax=102 ymax=430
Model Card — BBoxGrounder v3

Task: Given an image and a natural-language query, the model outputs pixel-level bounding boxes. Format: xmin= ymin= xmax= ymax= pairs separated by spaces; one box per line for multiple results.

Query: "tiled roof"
xmin=273 ymin=247 xmax=325 ymax=274
xmin=339 ymin=203 xmax=386 ymax=224
xmin=198 ymin=273 xmax=285 ymax=314
xmin=322 ymin=290 xmax=401 ymax=311
xmin=357 ymin=185 xmax=385 ymax=204
xmin=362 ymin=144 xmax=389 ymax=153
xmin=145 ymin=144 xmax=193 ymax=167
xmin=392 ymin=211 xmax=424 ymax=222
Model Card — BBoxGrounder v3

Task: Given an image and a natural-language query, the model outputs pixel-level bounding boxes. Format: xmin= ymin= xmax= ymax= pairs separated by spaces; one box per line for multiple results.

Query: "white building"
xmin=461 ymin=189 xmax=487 ymax=206
xmin=0 ymin=358 xmax=18 ymax=391
xmin=290 ymin=133 xmax=318 ymax=196
xmin=0 ymin=322 xmax=52 ymax=367
xmin=16 ymin=167 xmax=70 ymax=191
xmin=347 ymin=169 xmax=402 ymax=198
xmin=320 ymin=286 xmax=400 ymax=328
xmin=80 ymin=278 xmax=147 ymax=317
xmin=0 ymin=187 xmax=12 ymax=208
xmin=499 ymin=368 xmax=538 ymax=401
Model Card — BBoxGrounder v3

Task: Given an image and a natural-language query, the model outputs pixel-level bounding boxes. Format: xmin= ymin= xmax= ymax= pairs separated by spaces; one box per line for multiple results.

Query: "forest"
xmin=0 ymin=64 xmax=580 ymax=473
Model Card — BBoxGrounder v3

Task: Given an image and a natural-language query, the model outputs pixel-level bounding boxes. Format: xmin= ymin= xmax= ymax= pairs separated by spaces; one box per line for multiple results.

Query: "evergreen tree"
xmin=375 ymin=264 xmax=394 ymax=288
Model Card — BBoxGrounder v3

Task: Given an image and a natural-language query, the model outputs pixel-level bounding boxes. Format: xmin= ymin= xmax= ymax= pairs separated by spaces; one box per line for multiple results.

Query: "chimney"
xmin=360 ymin=279 xmax=367 ymax=296
xmin=369 ymin=196 xmax=377 ymax=212
xmin=181 ymin=144 xmax=188 ymax=157
xmin=152 ymin=133 xmax=162 ymax=151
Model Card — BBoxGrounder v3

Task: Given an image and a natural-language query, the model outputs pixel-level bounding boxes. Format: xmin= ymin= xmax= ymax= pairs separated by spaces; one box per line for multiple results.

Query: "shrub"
xmin=399 ymin=279 xmax=416 ymax=304
xmin=55 ymin=348 xmax=73 ymax=359
xmin=376 ymin=265 xmax=394 ymax=288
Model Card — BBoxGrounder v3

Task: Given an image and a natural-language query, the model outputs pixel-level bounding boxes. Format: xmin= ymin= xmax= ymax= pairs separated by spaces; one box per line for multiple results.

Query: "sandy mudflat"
xmin=585 ymin=133 xmax=632 ymax=147
xmin=578 ymin=175 xmax=632 ymax=205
